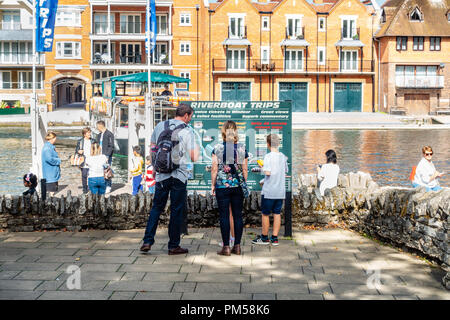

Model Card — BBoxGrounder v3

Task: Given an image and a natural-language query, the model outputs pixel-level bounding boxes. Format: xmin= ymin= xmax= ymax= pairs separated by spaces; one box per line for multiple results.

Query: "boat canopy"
xmin=92 ymin=72 xmax=190 ymax=99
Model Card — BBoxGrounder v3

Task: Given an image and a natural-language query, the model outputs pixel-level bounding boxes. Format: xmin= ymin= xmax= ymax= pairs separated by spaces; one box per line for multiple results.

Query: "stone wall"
xmin=0 ymin=172 xmax=448 ymax=287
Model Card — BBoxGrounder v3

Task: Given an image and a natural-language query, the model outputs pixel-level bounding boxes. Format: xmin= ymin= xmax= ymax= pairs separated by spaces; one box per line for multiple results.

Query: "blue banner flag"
xmin=35 ymin=0 xmax=59 ymax=52
xmin=145 ymin=0 xmax=157 ymax=55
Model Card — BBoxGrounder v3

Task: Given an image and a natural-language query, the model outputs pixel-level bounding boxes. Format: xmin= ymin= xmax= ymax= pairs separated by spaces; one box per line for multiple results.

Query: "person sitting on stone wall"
xmin=412 ymin=146 xmax=444 ymax=192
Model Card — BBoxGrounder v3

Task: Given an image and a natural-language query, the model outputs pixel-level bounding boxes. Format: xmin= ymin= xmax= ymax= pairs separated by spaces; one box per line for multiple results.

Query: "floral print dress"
xmin=212 ymin=142 xmax=248 ymax=189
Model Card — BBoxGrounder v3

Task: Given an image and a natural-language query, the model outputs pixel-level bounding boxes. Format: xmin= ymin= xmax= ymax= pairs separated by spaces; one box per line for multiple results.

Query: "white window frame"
xmin=285 ymin=49 xmax=304 ymax=71
xmin=261 ymin=46 xmax=270 ymax=64
xmin=1 ymin=10 xmax=20 ymax=30
xmin=227 ymin=49 xmax=246 ymax=71
xmin=340 ymin=50 xmax=358 ymax=72
xmin=55 ymin=42 xmax=81 ymax=59
xmin=94 ymin=70 xmax=115 ymax=80
xmin=180 ymin=41 xmax=191 ymax=55
xmin=94 ymin=14 xmax=115 ymax=34
xmin=228 ymin=14 xmax=246 ymax=39
xmin=156 ymin=14 xmax=168 ymax=35
xmin=318 ymin=17 xmax=326 ymax=32
xmin=152 ymin=43 xmax=168 ymax=64
xmin=179 ymin=13 xmax=191 ymax=26
xmin=318 ymin=47 xmax=326 ymax=66
xmin=55 ymin=9 xmax=81 ymax=27
xmin=340 ymin=16 xmax=357 ymax=40
xmin=120 ymin=14 xmax=141 ymax=34
xmin=120 ymin=42 xmax=141 ymax=63
xmin=286 ymin=14 xmax=303 ymax=39
xmin=409 ymin=8 xmax=422 ymax=22
xmin=0 ymin=71 xmax=11 ymax=89
xmin=18 ymin=71 xmax=43 ymax=89
xmin=262 ymin=16 xmax=270 ymax=31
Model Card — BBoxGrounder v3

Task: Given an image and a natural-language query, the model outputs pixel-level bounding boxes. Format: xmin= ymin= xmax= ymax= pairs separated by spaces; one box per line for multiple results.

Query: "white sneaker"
xmin=105 ymin=186 xmax=111 ymax=194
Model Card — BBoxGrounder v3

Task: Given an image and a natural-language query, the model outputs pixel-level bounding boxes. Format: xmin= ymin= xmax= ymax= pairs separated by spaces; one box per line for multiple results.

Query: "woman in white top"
xmin=85 ymin=142 xmax=108 ymax=195
xmin=317 ymin=149 xmax=340 ymax=196
xmin=413 ymin=146 xmax=444 ymax=192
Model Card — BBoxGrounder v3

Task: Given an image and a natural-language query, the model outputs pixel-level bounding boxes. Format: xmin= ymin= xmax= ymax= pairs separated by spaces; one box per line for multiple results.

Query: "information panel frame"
xmin=184 ymin=101 xmax=293 ymax=236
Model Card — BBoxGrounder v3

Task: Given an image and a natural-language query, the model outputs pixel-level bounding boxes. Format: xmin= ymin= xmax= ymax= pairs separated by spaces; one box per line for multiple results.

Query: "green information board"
xmin=185 ymin=101 xmax=292 ymax=192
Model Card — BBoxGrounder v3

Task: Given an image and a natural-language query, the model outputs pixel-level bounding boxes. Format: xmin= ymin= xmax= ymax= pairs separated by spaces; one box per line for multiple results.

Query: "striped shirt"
xmin=145 ymin=165 xmax=156 ymax=188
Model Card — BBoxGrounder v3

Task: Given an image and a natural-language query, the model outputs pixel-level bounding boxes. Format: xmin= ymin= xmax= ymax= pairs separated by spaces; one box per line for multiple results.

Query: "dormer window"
xmin=447 ymin=12 xmax=450 ymax=22
xmin=381 ymin=9 xmax=386 ymax=23
xmin=410 ymin=7 xmax=422 ymax=21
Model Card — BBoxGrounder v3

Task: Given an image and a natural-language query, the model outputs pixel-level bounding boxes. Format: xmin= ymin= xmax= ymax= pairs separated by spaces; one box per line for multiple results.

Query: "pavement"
xmin=0 ymin=227 xmax=448 ymax=300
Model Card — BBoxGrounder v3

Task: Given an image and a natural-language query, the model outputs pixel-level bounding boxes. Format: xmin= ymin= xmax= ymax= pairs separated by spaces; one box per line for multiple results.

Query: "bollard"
xmin=41 ymin=179 xmax=46 ymax=201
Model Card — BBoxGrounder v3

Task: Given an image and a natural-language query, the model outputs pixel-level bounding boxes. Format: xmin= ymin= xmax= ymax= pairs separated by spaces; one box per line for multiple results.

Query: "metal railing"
xmin=227 ymin=26 xmax=247 ymax=39
xmin=92 ymin=22 xmax=169 ymax=35
xmin=285 ymin=26 xmax=305 ymax=39
xmin=212 ymin=59 xmax=374 ymax=73
xmin=0 ymin=21 xmax=22 ymax=30
xmin=0 ymin=81 xmax=44 ymax=90
xmin=395 ymin=75 xmax=444 ymax=88
xmin=341 ymin=27 xmax=360 ymax=40
xmin=0 ymin=52 xmax=45 ymax=64
xmin=91 ymin=53 xmax=170 ymax=65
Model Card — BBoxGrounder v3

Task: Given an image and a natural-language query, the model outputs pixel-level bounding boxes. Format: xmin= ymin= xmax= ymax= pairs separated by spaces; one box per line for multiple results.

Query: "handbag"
xmin=238 ymin=177 xmax=250 ymax=198
xmin=104 ymin=165 xmax=114 ymax=179
xmin=70 ymin=154 xmax=85 ymax=167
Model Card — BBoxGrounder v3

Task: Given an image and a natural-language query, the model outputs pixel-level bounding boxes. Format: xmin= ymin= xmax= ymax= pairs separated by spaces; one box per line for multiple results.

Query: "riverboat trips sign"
xmin=185 ymin=101 xmax=292 ymax=192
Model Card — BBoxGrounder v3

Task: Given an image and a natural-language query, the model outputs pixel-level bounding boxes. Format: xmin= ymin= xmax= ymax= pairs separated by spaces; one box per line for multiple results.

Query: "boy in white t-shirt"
xmin=252 ymin=134 xmax=288 ymax=246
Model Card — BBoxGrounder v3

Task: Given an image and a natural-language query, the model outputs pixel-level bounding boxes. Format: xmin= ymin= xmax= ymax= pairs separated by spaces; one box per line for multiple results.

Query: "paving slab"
xmin=0 ymin=290 xmax=43 ymax=300
xmin=172 ymin=282 xmax=196 ymax=293
xmin=277 ymin=293 xmax=324 ymax=300
xmin=104 ymin=280 xmax=173 ymax=292
xmin=0 ymin=280 xmax=42 ymax=290
xmin=109 ymin=291 xmax=137 ymax=300
xmin=194 ymin=282 xmax=241 ymax=293
xmin=1 ymin=262 xmax=62 ymax=271
xmin=181 ymin=293 xmax=252 ymax=300
xmin=14 ymin=271 xmax=63 ymax=281
xmin=134 ymin=292 xmax=182 ymax=300
xmin=38 ymin=290 xmax=112 ymax=300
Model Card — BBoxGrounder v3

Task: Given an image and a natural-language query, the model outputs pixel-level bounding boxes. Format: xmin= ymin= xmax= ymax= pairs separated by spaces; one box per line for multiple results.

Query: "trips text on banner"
xmin=35 ymin=0 xmax=59 ymax=52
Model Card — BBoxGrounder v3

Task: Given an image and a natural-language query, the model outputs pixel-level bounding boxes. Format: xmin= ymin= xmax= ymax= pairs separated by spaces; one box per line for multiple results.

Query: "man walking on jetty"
xmin=141 ymin=104 xmax=199 ymax=255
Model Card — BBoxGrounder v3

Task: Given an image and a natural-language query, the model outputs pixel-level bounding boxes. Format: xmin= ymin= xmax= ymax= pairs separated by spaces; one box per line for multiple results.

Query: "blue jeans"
xmin=143 ymin=177 xmax=187 ymax=249
xmin=132 ymin=175 xmax=143 ymax=195
xmin=216 ymin=187 xmax=244 ymax=246
xmin=412 ymin=183 xmax=442 ymax=192
xmin=88 ymin=176 xmax=106 ymax=195
xmin=105 ymin=156 xmax=112 ymax=188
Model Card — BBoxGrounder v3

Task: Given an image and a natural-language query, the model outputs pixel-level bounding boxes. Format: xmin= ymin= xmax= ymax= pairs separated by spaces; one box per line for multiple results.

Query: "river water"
xmin=1 ymin=128 xmax=449 ymax=195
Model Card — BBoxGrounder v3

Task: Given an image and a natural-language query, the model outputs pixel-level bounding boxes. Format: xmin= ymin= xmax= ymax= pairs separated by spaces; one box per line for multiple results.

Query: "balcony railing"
xmin=227 ymin=26 xmax=247 ymax=39
xmin=91 ymin=53 xmax=170 ymax=65
xmin=0 ymin=21 xmax=22 ymax=30
xmin=285 ymin=26 xmax=305 ymax=39
xmin=0 ymin=52 xmax=45 ymax=64
xmin=212 ymin=59 xmax=374 ymax=73
xmin=0 ymin=81 xmax=44 ymax=90
xmin=395 ymin=75 xmax=444 ymax=88
xmin=92 ymin=22 xmax=169 ymax=35
xmin=341 ymin=27 xmax=360 ymax=40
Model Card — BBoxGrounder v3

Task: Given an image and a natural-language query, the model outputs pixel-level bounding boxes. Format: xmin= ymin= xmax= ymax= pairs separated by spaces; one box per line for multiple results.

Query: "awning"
xmin=335 ymin=40 xmax=365 ymax=47
xmin=280 ymin=39 xmax=310 ymax=47
xmin=108 ymin=72 xmax=190 ymax=84
xmin=222 ymin=38 xmax=251 ymax=46
xmin=92 ymin=71 xmax=190 ymax=99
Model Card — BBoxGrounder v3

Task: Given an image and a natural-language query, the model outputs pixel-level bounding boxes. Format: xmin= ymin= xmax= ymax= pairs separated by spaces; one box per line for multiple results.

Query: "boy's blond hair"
xmin=91 ymin=142 xmax=102 ymax=156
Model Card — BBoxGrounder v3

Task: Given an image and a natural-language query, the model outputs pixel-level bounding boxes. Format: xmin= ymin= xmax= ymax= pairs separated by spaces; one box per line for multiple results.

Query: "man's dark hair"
xmin=176 ymin=104 xmax=194 ymax=117
xmin=96 ymin=120 xmax=106 ymax=127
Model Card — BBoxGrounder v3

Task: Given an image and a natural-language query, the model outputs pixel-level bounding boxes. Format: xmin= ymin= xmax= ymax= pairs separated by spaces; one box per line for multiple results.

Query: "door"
xmin=221 ymin=82 xmax=251 ymax=101
xmin=279 ymin=82 xmax=308 ymax=112
xmin=404 ymin=94 xmax=430 ymax=115
xmin=334 ymin=83 xmax=362 ymax=112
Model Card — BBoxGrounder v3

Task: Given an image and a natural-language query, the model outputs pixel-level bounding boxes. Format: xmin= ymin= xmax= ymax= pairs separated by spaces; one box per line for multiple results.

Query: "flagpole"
xmin=31 ymin=0 xmax=39 ymax=179
xmin=145 ymin=0 xmax=153 ymax=159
